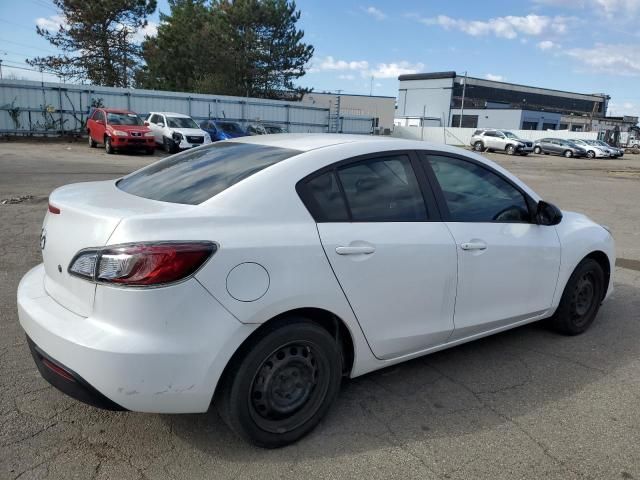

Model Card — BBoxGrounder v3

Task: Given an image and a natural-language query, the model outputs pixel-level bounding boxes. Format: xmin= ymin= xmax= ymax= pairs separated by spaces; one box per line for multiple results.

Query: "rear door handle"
xmin=460 ymin=241 xmax=487 ymax=251
xmin=336 ymin=246 xmax=376 ymax=255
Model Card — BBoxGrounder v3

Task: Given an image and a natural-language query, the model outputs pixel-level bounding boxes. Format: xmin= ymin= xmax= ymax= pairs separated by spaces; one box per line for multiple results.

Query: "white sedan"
xmin=17 ymin=135 xmax=615 ymax=448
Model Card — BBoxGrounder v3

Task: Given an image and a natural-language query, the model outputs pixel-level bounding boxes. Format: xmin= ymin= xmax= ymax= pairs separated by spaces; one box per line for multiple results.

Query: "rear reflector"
xmin=48 ymin=203 xmax=61 ymax=214
xmin=42 ymin=358 xmax=75 ymax=382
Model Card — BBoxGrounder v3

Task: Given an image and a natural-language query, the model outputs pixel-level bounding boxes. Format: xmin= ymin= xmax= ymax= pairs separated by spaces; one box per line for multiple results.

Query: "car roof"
xmin=149 ymin=112 xmax=191 ymax=117
xmin=102 ymin=108 xmax=136 ymax=114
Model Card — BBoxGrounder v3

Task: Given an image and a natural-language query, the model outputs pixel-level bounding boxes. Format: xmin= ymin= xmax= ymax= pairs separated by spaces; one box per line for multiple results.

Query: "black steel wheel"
xmin=548 ymin=258 xmax=604 ymax=335
xmin=217 ymin=319 xmax=342 ymax=448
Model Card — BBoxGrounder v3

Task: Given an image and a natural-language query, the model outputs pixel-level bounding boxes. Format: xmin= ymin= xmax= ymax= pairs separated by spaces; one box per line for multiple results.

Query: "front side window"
xmin=118 ymin=142 xmax=300 ymax=205
xmin=337 ymin=155 xmax=427 ymax=222
xmin=426 ymin=155 xmax=530 ymax=223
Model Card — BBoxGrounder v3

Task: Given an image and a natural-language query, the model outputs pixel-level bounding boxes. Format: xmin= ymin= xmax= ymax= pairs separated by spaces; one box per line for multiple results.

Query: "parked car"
xmin=470 ymin=129 xmax=534 ymax=155
xmin=263 ymin=124 xmax=288 ymax=134
xmin=245 ymin=123 xmax=268 ymax=135
xmin=19 ymin=135 xmax=614 ymax=448
xmin=569 ymin=139 xmax=610 ymax=159
xmin=199 ymin=119 xmax=247 ymax=141
xmin=533 ymin=138 xmax=588 ymax=158
xmin=246 ymin=123 xmax=289 ymax=135
xmin=590 ymin=140 xmax=624 ymax=158
xmin=146 ymin=112 xmax=212 ymax=153
xmin=86 ymin=108 xmax=155 ymax=155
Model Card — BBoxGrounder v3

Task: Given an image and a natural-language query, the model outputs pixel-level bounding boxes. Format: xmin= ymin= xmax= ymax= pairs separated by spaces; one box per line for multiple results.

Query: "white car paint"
xmin=17 ymin=134 xmax=615 ymax=416
xmin=146 ymin=111 xmax=211 ymax=150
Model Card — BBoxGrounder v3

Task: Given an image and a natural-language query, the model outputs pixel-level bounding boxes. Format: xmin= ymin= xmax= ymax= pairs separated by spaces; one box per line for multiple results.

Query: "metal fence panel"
xmin=1 ymin=79 xmax=371 ymax=136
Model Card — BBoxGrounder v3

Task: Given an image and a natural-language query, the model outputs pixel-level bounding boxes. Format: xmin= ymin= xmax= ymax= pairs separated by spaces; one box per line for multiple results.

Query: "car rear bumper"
xmin=17 ymin=264 xmax=256 ymax=413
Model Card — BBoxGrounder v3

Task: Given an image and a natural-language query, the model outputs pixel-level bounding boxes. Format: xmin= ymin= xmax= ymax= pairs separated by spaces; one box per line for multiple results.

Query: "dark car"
xmin=533 ymin=138 xmax=588 ymax=158
xmin=199 ymin=120 xmax=247 ymax=141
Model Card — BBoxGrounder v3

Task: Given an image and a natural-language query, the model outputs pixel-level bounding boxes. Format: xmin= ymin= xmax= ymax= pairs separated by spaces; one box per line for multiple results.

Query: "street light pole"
xmin=459 ymin=71 xmax=467 ymax=128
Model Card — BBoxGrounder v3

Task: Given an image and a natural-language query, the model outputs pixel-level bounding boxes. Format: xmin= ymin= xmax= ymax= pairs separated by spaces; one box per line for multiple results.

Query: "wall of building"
xmin=300 ymin=92 xmax=396 ymax=130
xmin=448 ymin=108 xmax=561 ymax=130
xmin=397 ymin=77 xmax=454 ymax=120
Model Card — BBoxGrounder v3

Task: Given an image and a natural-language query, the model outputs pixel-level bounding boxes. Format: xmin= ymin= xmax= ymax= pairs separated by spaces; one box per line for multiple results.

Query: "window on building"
xmin=521 ymin=121 xmax=538 ymax=130
xmin=559 ymin=124 xmax=568 ymax=130
xmin=451 ymin=115 xmax=478 ymax=128
xmin=542 ymin=123 xmax=556 ymax=130
xmin=571 ymin=125 xmax=584 ymax=132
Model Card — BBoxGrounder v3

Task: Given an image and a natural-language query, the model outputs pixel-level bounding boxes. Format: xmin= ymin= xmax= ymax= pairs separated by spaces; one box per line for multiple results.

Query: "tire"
xmin=473 ymin=141 xmax=484 ymax=152
xmin=563 ymin=149 xmax=573 ymax=158
xmin=145 ymin=148 xmax=155 ymax=155
xmin=505 ymin=144 xmax=516 ymax=155
xmin=88 ymin=132 xmax=97 ymax=148
xmin=534 ymin=146 xmax=542 ymax=154
xmin=163 ymin=137 xmax=177 ymax=154
xmin=587 ymin=150 xmax=595 ymax=159
xmin=548 ymin=258 xmax=604 ymax=335
xmin=105 ymin=136 xmax=115 ymax=154
xmin=217 ymin=319 xmax=342 ymax=448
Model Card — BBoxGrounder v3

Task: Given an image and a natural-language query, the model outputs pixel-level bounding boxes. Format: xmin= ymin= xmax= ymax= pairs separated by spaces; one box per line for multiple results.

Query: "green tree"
xmin=27 ymin=0 xmax=157 ymax=87
xmin=138 ymin=0 xmax=313 ymax=99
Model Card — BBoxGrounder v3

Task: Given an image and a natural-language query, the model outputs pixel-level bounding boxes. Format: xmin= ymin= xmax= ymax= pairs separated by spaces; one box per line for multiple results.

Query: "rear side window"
xmin=303 ymin=172 xmax=349 ymax=222
xmin=117 ymin=142 xmax=300 ymax=205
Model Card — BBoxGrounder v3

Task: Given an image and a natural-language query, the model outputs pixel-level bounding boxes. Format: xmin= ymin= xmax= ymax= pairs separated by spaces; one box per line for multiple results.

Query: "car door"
xmin=483 ymin=131 xmax=498 ymax=149
xmin=92 ymin=110 xmax=106 ymax=142
xmin=420 ymin=152 xmax=561 ymax=339
xmin=300 ymin=152 xmax=458 ymax=360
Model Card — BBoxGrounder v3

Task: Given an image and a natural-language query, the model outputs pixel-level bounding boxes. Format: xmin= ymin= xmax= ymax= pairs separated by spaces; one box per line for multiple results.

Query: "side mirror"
xmin=157 ymin=122 xmax=164 ymax=128
xmin=144 ymin=121 xmax=149 ymax=126
xmin=536 ymin=201 xmax=563 ymax=226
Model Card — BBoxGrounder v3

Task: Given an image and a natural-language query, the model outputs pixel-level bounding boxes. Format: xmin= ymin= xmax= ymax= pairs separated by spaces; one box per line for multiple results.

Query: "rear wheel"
xmin=548 ymin=258 xmax=604 ymax=335
xmin=217 ymin=319 xmax=342 ymax=448
xmin=88 ymin=132 xmax=97 ymax=148
xmin=473 ymin=141 xmax=485 ymax=152
xmin=534 ymin=146 xmax=542 ymax=154
xmin=587 ymin=150 xmax=596 ymax=159
xmin=105 ymin=137 xmax=115 ymax=154
xmin=506 ymin=144 xmax=516 ymax=155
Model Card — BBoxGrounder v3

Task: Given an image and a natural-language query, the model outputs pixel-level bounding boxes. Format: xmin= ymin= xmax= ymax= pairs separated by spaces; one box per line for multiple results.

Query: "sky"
xmin=1 ymin=0 xmax=639 ymax=117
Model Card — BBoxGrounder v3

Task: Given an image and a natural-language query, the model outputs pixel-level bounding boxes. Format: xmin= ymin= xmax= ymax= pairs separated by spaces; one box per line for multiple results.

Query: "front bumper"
xmin=110 ymin=136 xmax=155 ymax=149
xmin=17 ymin=264 xmax=256 ymax=413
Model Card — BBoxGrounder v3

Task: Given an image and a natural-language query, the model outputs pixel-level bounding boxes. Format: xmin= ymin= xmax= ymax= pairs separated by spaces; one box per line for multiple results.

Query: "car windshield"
xmin=117 ymin=142 xmax=300 ymax=205
xmin=107 ymin=112 xmax=143 ymax=126
xmin=596 ymin=140 xmax=610 ymax=147
xmin=503 ymin=131 xmax=518 ymax=139
xmin=218 ymin=122 xmax=244 ymax=134
xmin=585 ymin=140 xmax=599 ymax=146
xmin=166 ymin=116 xmax=199 ymax=129
xmin=265 ymin=125 xmax=286 ymax=134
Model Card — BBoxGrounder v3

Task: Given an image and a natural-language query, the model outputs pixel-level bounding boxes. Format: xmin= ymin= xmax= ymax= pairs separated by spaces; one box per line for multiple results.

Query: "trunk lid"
xmin=42 ymin=180 xmax=185 ymax=317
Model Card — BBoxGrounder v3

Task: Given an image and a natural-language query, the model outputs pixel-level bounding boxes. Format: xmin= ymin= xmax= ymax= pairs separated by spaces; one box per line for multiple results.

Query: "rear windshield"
xmin=218 ymin=122 xmax=244 ymax=134
xmin=117 ymin=142 xmax=300 ymax=205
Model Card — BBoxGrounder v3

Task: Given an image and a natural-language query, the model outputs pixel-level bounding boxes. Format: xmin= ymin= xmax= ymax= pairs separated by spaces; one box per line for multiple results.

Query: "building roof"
xmin=398 ymin=71 xmax=456 ymax=81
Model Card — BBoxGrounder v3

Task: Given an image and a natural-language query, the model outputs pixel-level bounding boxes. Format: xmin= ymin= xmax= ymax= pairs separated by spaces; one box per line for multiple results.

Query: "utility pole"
xmin=459 ymin=71 xmax=467 ymax=128
xmin=369 ymin=75 xmax=374 ymax=96
xmin=0 ymin=59 xmax=3 ymax=80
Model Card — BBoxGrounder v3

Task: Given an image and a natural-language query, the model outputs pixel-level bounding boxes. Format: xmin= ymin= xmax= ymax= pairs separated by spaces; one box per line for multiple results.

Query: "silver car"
xmin=569 ymin=139 xmax=610 ymax=159
xmin=470 ymin=129 xmax=534 ymax=156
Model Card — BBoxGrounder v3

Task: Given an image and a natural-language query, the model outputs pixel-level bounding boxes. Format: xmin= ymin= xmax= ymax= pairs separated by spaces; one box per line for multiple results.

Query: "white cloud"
xmin=369 ymin=61 xmax=425 ymax=78
xmin=418 ymin=14 xmax=568 ymax=39
xmin=35 ymin=15 xmax=67 ymax=31
xmin=313 ymin=56 xmax=369 ymax=72
xmin=607 ymin=100 xmax=638 ymax=116
xmin=537 ymin=40 xmax=555 ymax=50
xmin=363 ymin=6 xmax=386 ymax=20
xmin=534 ymin=0 xmax=640 ymax=19
xmin=131 ymin=21 xmax=158 ymax=43
xmin=338 ymin=74 xmax=356 ymax=80
xmin=566 ymin=43 xmax=640 ymax=75
xmin=485 ymin=73 xmax=505 ymax=81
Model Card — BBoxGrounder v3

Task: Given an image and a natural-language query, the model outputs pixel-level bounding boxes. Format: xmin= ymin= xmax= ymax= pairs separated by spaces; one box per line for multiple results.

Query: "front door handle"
xmin=336 ymin=246 xmax=376 ymax=255
xmin=460 ymin=241 xmax=487 ymax=251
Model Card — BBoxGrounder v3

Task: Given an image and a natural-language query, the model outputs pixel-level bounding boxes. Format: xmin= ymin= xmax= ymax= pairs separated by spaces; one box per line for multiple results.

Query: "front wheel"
xmin=587 ymin=150 xmax=595 ymax=159
xmin=548 ymin=258 xmax=604 ymax=335
xmin=217 ymin=319 xmax=342 ymax=448
xmin=163 ymin=137 xmax=178 ymax=154
xmin=564 ymin=149 xmax=573 ymax=158
xmin=105 ymin=137 xmax=115 ymax=154
xmin=506 ymin=144 xmax=516 ymax=155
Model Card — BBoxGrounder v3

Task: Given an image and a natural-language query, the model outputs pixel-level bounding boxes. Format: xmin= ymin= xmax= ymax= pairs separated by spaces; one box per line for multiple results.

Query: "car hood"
xmin=171 ymin=128 xmax=206 ymax=136
xmin=108 ymin=124 xmax=151 ymax=134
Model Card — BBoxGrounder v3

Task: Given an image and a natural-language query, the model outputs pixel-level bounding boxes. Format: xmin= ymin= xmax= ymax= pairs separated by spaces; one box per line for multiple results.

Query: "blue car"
xmin=199 ymin=120 xmax=247 ymax=141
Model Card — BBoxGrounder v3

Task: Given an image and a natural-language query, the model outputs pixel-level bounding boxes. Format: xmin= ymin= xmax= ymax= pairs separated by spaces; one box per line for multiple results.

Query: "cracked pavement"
xmin=1 ymin=140 xmax=639 ymax=480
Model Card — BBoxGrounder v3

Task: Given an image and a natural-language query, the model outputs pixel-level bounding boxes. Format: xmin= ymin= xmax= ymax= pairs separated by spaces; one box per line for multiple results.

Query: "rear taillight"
xmin=68 ymin=242 xmax=216 ymax=286
xmin=48 ymin=203 xmax=60 ymax=214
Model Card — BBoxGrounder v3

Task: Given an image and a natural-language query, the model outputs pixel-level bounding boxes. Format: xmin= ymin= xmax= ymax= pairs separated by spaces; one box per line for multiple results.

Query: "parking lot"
xmin=1 ymin=139 xmax=639 ymax=480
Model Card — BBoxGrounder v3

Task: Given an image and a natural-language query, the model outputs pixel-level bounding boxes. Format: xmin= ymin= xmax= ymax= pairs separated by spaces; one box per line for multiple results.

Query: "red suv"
xmin=87 ymin=108 xmax=155 ymax=155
